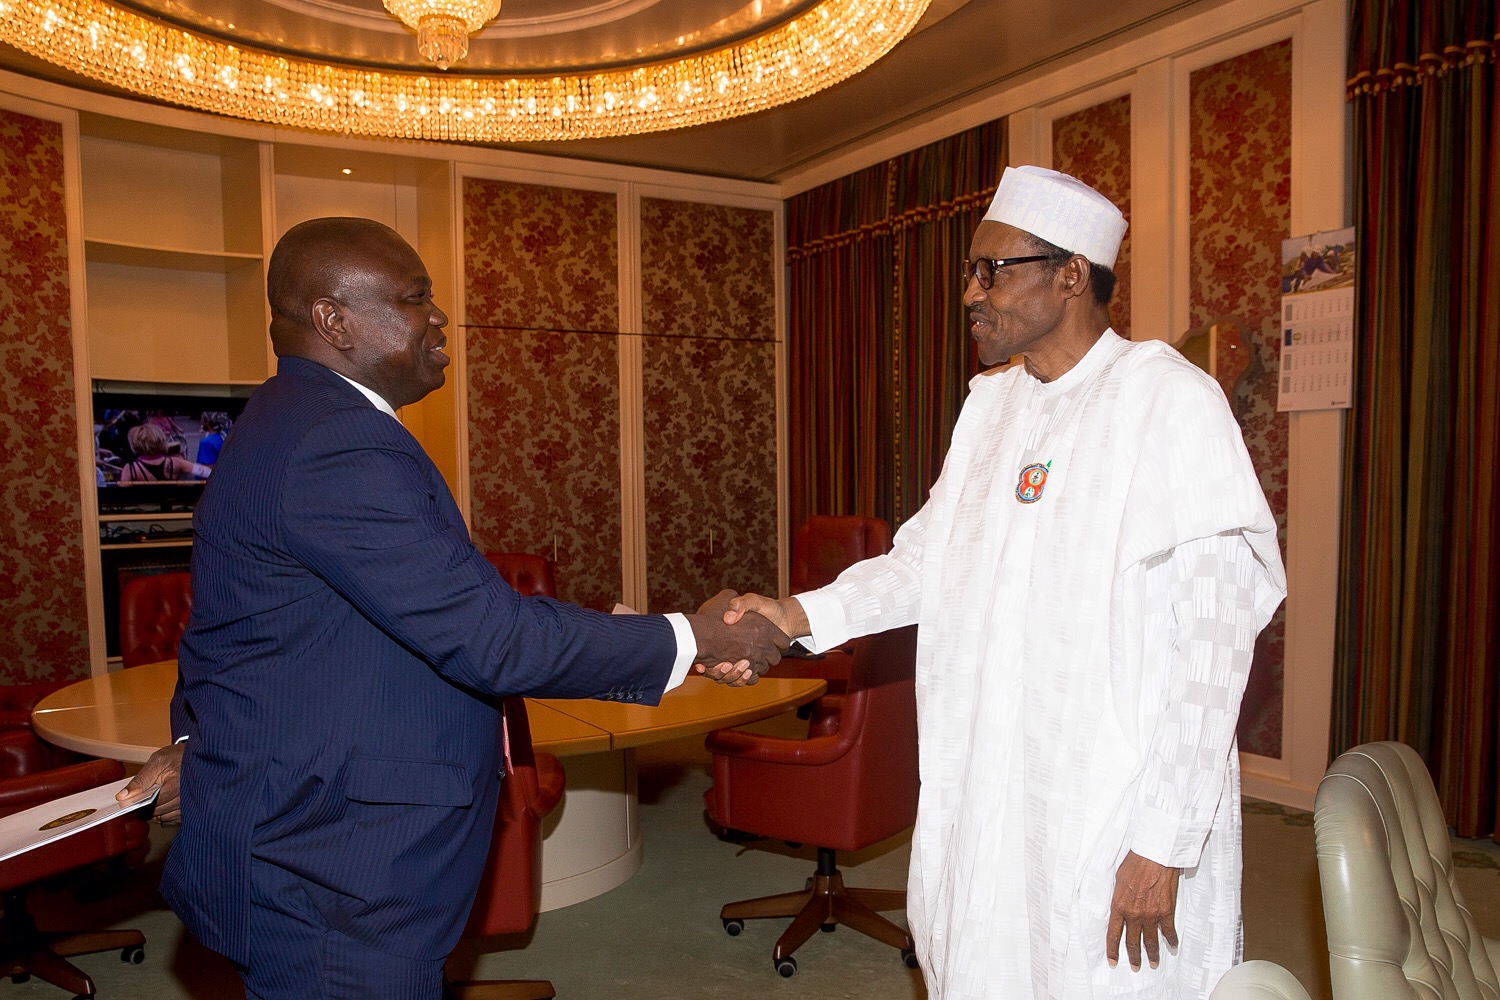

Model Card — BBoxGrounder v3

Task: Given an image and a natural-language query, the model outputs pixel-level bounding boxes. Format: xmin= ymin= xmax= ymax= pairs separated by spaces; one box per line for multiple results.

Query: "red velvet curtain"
xmin=785 ymin=119 xmax=1007 ymax=536
xmin=1336 ymin=0 xmax=1500 ymax=839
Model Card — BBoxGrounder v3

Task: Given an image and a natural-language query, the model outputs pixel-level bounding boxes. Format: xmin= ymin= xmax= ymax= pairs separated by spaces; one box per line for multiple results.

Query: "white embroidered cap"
xmin=982 ymin=165 xmax=1127 ymax=269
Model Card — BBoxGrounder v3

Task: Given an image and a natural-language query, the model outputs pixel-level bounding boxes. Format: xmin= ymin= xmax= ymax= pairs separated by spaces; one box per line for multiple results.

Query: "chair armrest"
xmin=704 ymin=727 xmax=850 ymax=766
xmin=531 ymin=752 xmax=565 ymax=817
xmin=1210 ymin=961 xmax=1313 ymax=1000
xmin=0 ymin=757 xmax=124 ymax=817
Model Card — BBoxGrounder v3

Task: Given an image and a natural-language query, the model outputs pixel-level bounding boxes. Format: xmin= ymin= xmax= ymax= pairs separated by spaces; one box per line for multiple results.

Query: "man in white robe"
xmin=722 ymin=166 xmax=1286 ymax=999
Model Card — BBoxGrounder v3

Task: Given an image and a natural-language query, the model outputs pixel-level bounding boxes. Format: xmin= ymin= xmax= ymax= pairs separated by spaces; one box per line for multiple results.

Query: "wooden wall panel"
xmin=1190 ymin=40 xmax=1293 ymax=758
xmin=0 ymin=108 xmax=89 ymax=683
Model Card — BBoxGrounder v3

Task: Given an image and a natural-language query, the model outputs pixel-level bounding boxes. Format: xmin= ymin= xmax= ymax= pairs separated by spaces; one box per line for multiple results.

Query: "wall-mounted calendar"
xmin=1277 ymin=226 xmax=1355 ymax=412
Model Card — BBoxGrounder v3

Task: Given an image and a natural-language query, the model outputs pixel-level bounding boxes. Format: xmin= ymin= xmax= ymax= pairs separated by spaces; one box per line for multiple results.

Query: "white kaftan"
xmin=797 ymin=332 xmax=1286 ymax=999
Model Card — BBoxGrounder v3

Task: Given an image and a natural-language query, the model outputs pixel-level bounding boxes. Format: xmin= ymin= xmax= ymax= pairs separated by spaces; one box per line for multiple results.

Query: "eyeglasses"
xmin=962 ymin=255 xmax=1054 ymax=290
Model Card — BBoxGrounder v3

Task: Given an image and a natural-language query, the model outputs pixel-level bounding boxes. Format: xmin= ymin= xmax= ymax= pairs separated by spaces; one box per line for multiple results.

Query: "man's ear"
xmin=1058 ymin=256 xmax=1092 ymax=302
xmin=310 ymin=297 xmax=354 ymax=351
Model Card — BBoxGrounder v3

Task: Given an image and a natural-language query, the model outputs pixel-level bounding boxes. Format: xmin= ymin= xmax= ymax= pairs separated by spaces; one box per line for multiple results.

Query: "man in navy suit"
xmin=119 ymin=217 xmax=787 ymax=999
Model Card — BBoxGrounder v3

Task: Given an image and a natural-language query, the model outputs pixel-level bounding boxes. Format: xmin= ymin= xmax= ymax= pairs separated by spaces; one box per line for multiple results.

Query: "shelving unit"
xmin=79 ymin=116 xmax=272 ymax=385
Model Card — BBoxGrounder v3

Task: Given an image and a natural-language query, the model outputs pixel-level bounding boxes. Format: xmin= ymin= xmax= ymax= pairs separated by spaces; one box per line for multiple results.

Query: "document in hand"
xmin=0 ymin=778 xmax=159 ymax=863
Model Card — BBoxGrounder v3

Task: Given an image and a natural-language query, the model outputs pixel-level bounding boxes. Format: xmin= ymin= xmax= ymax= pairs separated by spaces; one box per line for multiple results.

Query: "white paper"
xmin=0 ymin=778 xmax=159 ymax=863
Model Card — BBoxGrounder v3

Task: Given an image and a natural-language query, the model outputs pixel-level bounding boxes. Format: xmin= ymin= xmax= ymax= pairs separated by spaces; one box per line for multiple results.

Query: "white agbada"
xmin=798 ymin=332 xmax=1286 ymax=999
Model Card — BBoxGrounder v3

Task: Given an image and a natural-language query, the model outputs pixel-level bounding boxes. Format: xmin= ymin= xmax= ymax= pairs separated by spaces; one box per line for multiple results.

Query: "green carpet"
xmin=11 ymin=726 xmax=1500 ymax=999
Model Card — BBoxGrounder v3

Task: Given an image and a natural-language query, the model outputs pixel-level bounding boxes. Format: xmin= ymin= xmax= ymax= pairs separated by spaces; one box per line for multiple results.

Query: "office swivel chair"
xmin=447 ymin=699 xmax=565 ymax=999
xmin=118 ymin=572 xmax=193 ymax=668
xmin=704 ymin=625 xmax=919 ymax=977
xmin=0 ymin=730 xmax=148 ymax=998
xmin=483 ymin=554 xmax=556 ymax=600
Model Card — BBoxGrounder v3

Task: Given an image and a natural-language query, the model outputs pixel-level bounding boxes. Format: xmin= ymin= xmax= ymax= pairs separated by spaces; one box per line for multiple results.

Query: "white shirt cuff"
xmin=794 ymin=590 xmax=852 ymax=654
xmin=663 ymin=612 xmax=696 ymax=692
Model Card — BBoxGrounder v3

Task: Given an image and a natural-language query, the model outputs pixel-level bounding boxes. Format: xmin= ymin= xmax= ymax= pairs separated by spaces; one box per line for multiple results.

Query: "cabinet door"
xmin=640 ymin=198 xmax=777 ymax=613
xmin=466 ymin=326 xmax=621 ymax=611
xmin=642 ymin=335 xmax=777 ymax=613
xmin=0 ymin=107 xmax=90 ymax=682
xmin=464 ymin=177 xmax=623 ymax=610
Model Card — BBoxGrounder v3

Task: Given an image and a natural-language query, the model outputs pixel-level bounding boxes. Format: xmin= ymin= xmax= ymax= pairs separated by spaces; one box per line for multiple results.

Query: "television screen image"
xmin=93 ymin=386 xmax=251 ymax=512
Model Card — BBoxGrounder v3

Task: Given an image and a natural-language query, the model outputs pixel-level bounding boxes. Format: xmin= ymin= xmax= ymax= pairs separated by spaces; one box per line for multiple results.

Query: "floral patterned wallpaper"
xmin=464 ymin=178 xmax=623 ymax=610
xmin=463 ymin=177 xmax=619 ymax=333
xmin=640 ymin=198 xmax=776 ymax=340
xmin=639 ymin=198 xmax=778 ymax=611
xmin=643 ymin=336 xmax=777 ymax=614
xmin=1190 ymin=41 xmax=1293 ymax=759
xmin=0 ymin=108 xmax=89 ymax=684
xmin=1052 ymin=95 xmax=1132 ymax=340
xmin=465 ymin=326 xmax=622 ymax=612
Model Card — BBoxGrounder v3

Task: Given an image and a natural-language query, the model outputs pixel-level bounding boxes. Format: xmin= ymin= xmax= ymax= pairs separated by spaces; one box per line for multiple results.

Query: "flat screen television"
xmin=93 ymin=383 xmax=253 ymax=514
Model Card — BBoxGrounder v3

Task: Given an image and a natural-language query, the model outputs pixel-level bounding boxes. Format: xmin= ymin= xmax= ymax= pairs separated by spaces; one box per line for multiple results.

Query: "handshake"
xmin=684 ymin=590 xmax=811 ymax=688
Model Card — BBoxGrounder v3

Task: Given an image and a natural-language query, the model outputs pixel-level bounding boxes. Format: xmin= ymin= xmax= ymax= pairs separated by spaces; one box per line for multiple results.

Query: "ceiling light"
xmin=0 ymin=0 xmax=931 ymax=143
xmin=381 ymin=0 xmax=502 ymax=70
xmin=341 ymin=167 xmax=353 ymax=174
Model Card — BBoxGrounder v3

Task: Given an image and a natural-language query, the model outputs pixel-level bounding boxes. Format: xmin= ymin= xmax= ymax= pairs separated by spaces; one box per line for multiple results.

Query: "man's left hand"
xmin=1106 ymin=850 xmax=1179 ymax=971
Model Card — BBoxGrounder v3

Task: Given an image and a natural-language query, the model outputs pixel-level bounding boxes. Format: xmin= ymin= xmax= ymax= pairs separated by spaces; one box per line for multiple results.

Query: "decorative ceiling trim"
xmin=0 ymin=0 xmax=930 ymax=142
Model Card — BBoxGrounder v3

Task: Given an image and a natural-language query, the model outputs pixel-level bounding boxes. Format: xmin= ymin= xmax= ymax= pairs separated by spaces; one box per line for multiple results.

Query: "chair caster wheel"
xmin=722 ymin=918 xmax=744 ymax=936
xmin=121 ymin=945 xmax=145 ymax=964
xmin=902 ymin=947 xmax=919 ymax=969
xmin=821 ymin=923 xmax=836 ymax=932
xmin=775 ymin=956 xmax=797 ymax=978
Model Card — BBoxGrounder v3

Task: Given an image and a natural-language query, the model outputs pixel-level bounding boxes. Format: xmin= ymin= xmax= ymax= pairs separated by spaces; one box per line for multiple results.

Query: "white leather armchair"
xmin=1314 ymin=741 xmax=1500 ymax=999
xmin=1211 ymin=960 xmax=1313 ymax=999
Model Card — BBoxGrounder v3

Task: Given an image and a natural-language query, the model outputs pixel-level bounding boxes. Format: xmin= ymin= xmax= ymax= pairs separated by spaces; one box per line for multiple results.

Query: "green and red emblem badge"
xmin=1015 ymin=461 xmax=1051 ymax=504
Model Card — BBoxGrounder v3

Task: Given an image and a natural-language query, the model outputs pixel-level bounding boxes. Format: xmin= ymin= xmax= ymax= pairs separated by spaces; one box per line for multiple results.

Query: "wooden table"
xmin=33 ymin=661 xmax=824 ymax=909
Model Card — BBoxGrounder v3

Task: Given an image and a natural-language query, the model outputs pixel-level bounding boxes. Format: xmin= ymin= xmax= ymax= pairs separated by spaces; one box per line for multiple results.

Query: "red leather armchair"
xmin=447 ymin=698 xmax=565 ymax=1000
xmin=704 ymin=625 xmax=919 ymax=977
xmin=0 ymin=730 xmax=148 ymax=997
xmin=118 ymin=572 xmax=193 ymax=668
xmin=777 ymin=516 xmax=891 ymax=686
xmin=0 ymin=680 xmax=76 ymax=735
xmin=483 ymin=554 xmax=556 ymax=600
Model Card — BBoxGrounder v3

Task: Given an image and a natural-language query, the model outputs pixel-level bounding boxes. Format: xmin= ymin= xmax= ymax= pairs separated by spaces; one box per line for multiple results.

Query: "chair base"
xmin=445 ymin=978 xmax=556 ymax=1000
xmin=0 ymin=919 xmax=145 ymax=998
xmin=720 ymin=855 xmax=911 ymax=964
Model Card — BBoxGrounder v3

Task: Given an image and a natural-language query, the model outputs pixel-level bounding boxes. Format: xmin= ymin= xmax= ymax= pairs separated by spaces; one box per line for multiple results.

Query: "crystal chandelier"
xmin=0 ymin=0 xmax=931 ymax=142
xmin=381 ymin=0 xmax=502 ymax=70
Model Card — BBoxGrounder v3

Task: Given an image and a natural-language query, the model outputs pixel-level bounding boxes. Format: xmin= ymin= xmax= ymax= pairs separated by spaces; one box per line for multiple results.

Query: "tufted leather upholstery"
xmin=484 ymin=553 xmax=556 ymax=600
xmin=1314 ymin=741 xmax=1500 ymax=1000
xmin=790 ymin=516 xmax=891 ymax=593
xmin=704 ymin=625 xmax=919 ymax=970
xmin=0 ymin=678 xmax=75 ymax=733
xmin=119 ymin=571 xmax=193 ymax=668
xmin=778 ymin=516 xmax=891 ymax=686
xmin=1210 ymin=961 xmax=1313 ymax=999
xmin=0 ymin=729 xmax=148 ymax=996
xmin=448 ymin=697 xmax=563 ymax=999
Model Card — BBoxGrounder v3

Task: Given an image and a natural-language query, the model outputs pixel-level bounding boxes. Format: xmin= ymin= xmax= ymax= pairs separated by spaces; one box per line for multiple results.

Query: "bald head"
xmin=267 ymin=217 xmax=451 ymax=409
xmin=268 ymin=218 xmax=408 ymax=338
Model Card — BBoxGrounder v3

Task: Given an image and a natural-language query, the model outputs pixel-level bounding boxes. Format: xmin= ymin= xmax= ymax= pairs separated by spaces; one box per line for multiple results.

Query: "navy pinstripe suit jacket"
xmin=159 ymin=356 xmax=676 ymax=967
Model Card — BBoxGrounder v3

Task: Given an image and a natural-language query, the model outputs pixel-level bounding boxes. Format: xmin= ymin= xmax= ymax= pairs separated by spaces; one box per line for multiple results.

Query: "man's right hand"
xmin=685 ymin=597 xmax=791 ymax=685
xmin=723 ymin=593 xmax=810 ymax=639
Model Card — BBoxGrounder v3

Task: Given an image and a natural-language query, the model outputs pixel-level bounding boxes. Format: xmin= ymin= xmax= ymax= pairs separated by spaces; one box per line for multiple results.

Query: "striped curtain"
xmin=786 ymin=119 xmax=1007 ymax=536
xmin=1336 ymin=0 xmax=1500 ymax=840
